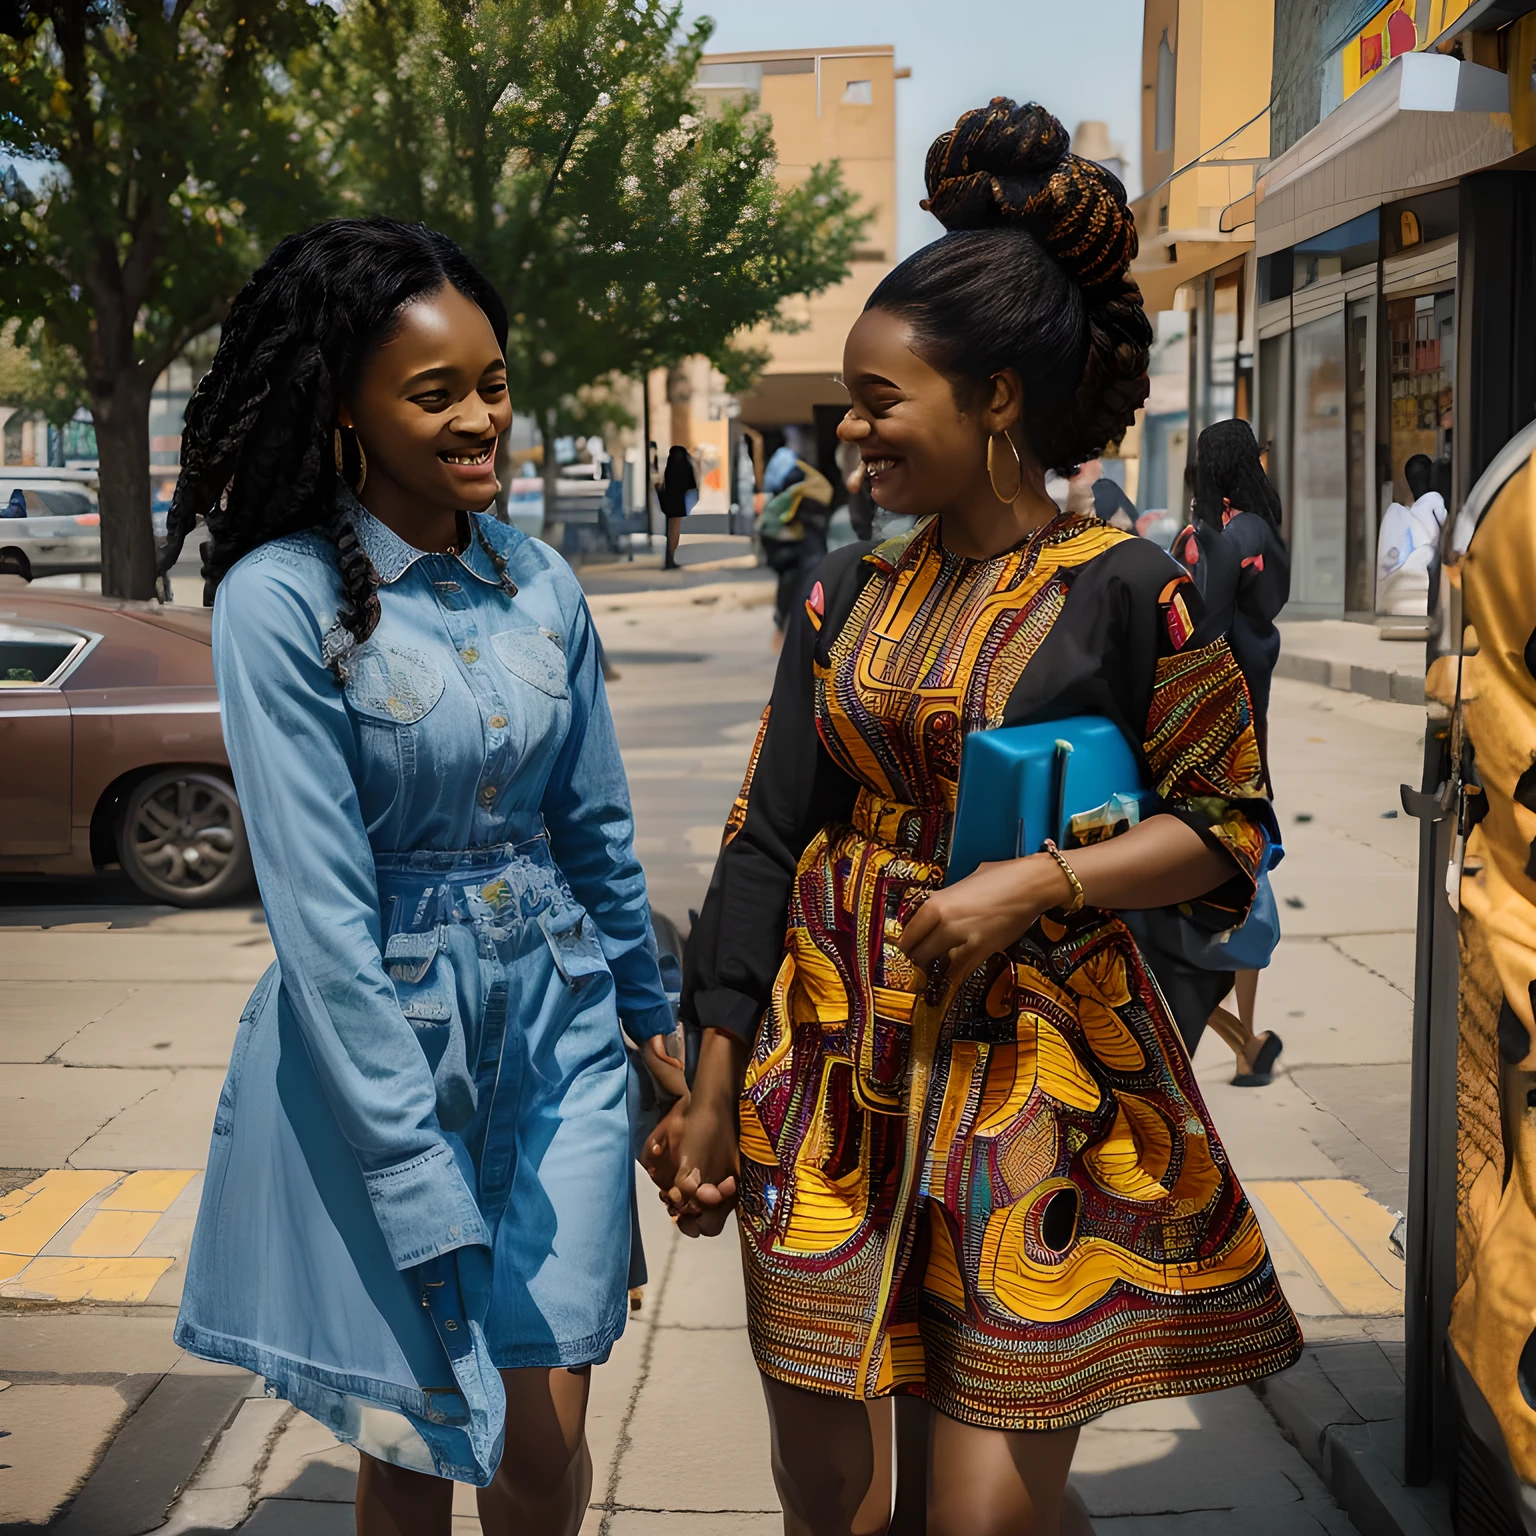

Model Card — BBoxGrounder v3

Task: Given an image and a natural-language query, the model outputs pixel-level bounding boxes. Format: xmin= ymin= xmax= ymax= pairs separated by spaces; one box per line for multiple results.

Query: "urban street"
xmin=0 ymin=554 xmax=1430 ymax=1534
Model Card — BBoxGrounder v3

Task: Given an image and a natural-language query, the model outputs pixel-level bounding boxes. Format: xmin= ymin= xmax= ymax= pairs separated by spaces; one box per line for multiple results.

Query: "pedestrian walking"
xmin=656 ymin=443 xmax=697 ymax=570
xmin=651 ymin=100 xmax=1300 ymax=1536
xmin=160 ymin=216 xmax=676 ymax=1535
xmin=1169 ymin=418 xmax=1291 ymax=1085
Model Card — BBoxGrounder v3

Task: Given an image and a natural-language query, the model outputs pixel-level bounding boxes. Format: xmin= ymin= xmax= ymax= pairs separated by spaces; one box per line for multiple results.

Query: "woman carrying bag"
xmin=657 ymin=444 xmax=697 ymax=571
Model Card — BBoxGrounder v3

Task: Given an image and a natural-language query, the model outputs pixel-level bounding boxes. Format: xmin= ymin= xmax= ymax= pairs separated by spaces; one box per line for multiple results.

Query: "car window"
xmin=0 ymin=621 xmax=88 ymax=686
xmin=1 ymin=487 xmax=95 ymax=519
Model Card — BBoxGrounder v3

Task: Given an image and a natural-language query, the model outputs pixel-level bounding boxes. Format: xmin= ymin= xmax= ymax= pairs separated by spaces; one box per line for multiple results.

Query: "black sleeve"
xmin=681 ymin=548 xmax=864 ymax=1044
xmin=1173 ymin=519 xmax=1241 ymax=642
xmin=1224 ymin=512 xmax=1292 ymax=626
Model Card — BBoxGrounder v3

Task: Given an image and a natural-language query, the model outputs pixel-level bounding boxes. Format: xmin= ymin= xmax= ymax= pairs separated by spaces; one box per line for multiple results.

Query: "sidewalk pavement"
xmin=1276 ymin=620 xmax=1427 ymax=706
xmin=0 ymin=591 xmax=1445 ymax=1534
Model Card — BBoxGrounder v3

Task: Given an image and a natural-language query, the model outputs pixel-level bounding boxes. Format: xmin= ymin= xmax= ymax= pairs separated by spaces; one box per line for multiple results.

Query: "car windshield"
xmin=2 ymin=487 xmax=95 ymax=519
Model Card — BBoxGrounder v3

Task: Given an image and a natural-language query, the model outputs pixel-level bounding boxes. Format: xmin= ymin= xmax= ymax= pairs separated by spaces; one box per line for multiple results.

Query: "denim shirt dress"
xmin=174 ymin=495 xmax=672 ymax=1485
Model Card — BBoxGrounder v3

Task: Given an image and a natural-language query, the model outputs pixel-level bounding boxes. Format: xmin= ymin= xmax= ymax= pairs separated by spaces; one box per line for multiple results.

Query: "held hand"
xmin=897 ymin=855 xmax=1070 ymax=990
xmin=640 ymin=1029 xmax=689 ymax=1102
xmin=641 ymin=1096 xmax=689 ymax=1191
xmin=657 ymin=1028 xmax=747 ymax=1238
xmin=665 ymin=1094 xmax=739 ymax=1238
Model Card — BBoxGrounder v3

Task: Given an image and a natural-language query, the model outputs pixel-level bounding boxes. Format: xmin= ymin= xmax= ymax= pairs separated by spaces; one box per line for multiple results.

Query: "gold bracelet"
xmin=1042 ymin=840 xmax=1086 ymax=915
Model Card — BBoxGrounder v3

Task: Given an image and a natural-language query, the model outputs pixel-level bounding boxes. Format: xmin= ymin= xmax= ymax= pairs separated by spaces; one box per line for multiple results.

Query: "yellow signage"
xmin=1343 ymin=0 xmax=1422 ymax=100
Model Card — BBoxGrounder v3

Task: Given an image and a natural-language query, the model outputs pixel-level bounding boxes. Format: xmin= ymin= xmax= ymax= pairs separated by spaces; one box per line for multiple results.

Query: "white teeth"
xmin=865 ymin=458 xmax=895 ymax=474
xmin=443 ymin=448 xmax=492 ymax=465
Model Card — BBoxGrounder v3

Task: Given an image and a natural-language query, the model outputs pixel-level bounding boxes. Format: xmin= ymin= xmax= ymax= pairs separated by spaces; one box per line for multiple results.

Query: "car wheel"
xmin=0 ymin=547 xmax=31 ymax=580
xmin=117 ymin=769 xmax=255 ymax=908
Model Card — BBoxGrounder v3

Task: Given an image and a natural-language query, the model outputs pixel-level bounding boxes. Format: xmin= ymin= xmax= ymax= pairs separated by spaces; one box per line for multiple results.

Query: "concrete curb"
xmin=1255 ymin=1344 xmax=1451 ymax=1536
xmin=1274 ymin=651 xmax=1427 ymax=706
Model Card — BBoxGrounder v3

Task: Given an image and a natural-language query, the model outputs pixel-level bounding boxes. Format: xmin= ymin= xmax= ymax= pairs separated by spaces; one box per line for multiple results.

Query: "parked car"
xmin=0 ymin=467 xmax=169 ymax=578
xmin=0 ymin=574 xmax=251 ymax=906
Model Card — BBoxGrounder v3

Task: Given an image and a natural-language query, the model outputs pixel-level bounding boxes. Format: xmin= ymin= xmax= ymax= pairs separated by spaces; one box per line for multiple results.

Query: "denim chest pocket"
xmin=344 ymin=642 xmax=446 ymax=725
xmin=490 ymin=628 xmax=568 ymax=699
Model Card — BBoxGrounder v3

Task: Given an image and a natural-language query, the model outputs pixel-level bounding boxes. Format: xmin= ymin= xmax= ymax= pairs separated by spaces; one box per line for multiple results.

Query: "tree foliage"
xmin=318 ymin=0 xmax=870 ymax=518
xmin=0 ymin=0 xmax=333 ymax=595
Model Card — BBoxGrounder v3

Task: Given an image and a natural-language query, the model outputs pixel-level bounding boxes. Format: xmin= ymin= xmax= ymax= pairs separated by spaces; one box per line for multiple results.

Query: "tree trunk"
xmin=538 ymin=407 xmax=564 ymax=551
xmin=92 ymin=375 xmax=157 ymax=600
xmin=667 ymin=363 xmax=691 ymax=461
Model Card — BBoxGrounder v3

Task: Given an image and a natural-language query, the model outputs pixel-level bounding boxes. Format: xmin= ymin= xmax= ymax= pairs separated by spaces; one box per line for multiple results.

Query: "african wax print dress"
xmin=683 ymin=513 xmax=1302 ymax=1430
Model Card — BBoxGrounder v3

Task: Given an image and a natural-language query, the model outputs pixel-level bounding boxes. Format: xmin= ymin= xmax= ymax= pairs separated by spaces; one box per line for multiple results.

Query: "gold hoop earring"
xmin=334 ymin=427 xmax=368 ymax=494
xmin=987 ymin=431 xmax=1023 ymax=504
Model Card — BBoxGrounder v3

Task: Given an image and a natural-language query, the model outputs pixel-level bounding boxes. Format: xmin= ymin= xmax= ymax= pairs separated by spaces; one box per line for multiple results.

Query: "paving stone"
xmin=1074 ymin=1386 xmax=1333 ymax=1518
xmin=1193 ymin=1072 xmax=1344 ymax=1183
xmin=0 ymin=1311 xmax=184 ymax=1378
xmin=256 ymin=1410 xmax=358 ymax=1503
xmin=1217 ymin=936 xmax=1413 ymax=1069
xmin=1316 ymin=1341 xmax=1409 ymax=1424
xmin=0 ymin=1066 xmax=173 ymax=1167
xmin=69 ymin=1068 xmax=225 ymax=1169
xmin=192 ymin=1398 xmax=293 ymax=1492
xmin=607 ymin=1514 xmax=782 ymax=1534
xmin=0 ymin=932 xmax=274 ymax=983
xmin=615 ymin=1325 xmax=777 ymax=1513
xmin=655 ymin=1213 xmax=747 ymax=1330
xmin=240 ymin=1496 xmax=354 ymax=1534
xmin=55 ymin=983 xmax=248 ymax=1068
xmin=1330 ymin=932 xmax=1417 ymax=998
xmin=0 ymin=1383 xmax=132 ymax=1524
xmin=55 ymin=1369 xmax=253 ymax=1536
xmin=0 ymin=983 xmax=134 ymax=1062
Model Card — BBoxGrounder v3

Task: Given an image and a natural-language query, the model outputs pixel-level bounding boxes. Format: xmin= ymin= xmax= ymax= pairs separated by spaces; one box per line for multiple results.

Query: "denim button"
xmin=479 ymin=785 xmax=496 ymax=805
xmin=444 ymin=1319 xmax=458 ymax=1331
xmin=488 ymin=715 xmax=507 ymax=730
xmin=461 ymin=647 xmax=479 ymax=664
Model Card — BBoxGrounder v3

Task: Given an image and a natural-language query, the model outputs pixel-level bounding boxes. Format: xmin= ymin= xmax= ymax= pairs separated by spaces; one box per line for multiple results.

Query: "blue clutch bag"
xmin=946 ymin=716 xmax=1151 ymax=885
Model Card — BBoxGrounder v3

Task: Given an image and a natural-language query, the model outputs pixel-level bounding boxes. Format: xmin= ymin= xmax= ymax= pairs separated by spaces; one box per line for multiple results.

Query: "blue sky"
xmin=679 ymin=0 xmax=1146 ymax=259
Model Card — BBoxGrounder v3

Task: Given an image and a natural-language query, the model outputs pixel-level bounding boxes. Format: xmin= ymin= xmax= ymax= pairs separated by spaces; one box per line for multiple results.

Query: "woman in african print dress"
xmin=649 ymin=101 xmax=1302 ymax=1536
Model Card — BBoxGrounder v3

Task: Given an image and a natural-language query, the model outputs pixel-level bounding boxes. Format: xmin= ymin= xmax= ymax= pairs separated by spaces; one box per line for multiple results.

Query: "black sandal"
xmin=1232 ymin=1032 xmax=1283 ymax=1087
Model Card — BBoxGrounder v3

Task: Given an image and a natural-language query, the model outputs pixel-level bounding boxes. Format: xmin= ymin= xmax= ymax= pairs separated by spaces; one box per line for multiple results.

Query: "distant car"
xmin=0 ymin=575 xmax=251 ymax=906
xmin=0 ymin=467 xmax=169 ymax=578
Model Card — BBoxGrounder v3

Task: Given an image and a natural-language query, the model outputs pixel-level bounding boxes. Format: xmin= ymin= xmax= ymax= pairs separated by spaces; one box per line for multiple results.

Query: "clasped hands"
xmin=641 ymin=853 xmax=1074 ymax=1236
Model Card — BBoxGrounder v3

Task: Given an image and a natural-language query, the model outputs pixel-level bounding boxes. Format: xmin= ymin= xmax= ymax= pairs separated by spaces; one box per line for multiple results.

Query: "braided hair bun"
xmin=870 ymin=99 xmax=1151 ymax=471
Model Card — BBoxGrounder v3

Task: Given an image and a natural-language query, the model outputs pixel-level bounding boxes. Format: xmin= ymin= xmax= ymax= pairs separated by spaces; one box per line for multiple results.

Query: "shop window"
xmin=1291 ymin=313 xmax=1348 ymax=607
xmin=1387 ymin=290 xmax=1454 ymax=504
xmin=1293 ymin=210 xmax=1379 ymax=292
xmin=1346 ymin=298 xmax=1373 ymax=613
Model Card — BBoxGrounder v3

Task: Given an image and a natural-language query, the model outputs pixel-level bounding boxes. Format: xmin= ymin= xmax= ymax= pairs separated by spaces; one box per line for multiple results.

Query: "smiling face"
xmin=340 ymin=283 xmax=512 ymax=521
xmin=838 ymin=306 xmax=1044 ymax=523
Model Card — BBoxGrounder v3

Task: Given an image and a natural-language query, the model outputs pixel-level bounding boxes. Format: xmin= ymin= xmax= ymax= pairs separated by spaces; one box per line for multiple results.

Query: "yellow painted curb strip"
xmin=0 ymin=1171 xmax=122 ymax=1257
xmin=1251 ymin=1179 xmax=1403 ymax=1315
xmin=3 ymin=1256 xmax=173 ymax=1304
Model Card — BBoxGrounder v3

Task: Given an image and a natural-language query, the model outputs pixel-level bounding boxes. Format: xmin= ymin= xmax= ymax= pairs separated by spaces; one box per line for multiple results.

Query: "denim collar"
xmin=341 ymin=490 xmax=505 ymax=590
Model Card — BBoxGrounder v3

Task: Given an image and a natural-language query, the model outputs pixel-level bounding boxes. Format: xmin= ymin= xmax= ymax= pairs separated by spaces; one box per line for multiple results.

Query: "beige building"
xmin=647 ymin=44 xmax=903 ymax=511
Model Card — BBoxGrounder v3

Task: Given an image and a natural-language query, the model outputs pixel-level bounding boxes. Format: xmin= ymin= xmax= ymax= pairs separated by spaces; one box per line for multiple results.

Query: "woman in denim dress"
xmin=160 ymin=218 xmax=677 ymax=1534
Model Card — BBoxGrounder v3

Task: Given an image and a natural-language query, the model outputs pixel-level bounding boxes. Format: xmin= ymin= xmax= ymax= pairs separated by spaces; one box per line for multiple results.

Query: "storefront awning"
xmin=1255 ymin=52 xmax=1512 ymax=256
xmin=1129 ymin=240 xmax=1244 ymax=315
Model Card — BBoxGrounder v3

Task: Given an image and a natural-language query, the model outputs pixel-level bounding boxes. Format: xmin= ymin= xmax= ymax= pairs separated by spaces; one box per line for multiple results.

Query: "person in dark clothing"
xmin=656 ymin=444 xmax=696 ymax=570
xmin=1170 ymin=418 xmax=1291 ymax=1084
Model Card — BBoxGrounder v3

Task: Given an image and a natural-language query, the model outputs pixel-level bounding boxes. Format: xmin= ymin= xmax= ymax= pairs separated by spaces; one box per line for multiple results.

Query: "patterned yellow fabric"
xmin=737 ymin=515 xmax=1300 ymax=1426
xmin=722 ymin=706 xmax=771 ymax=850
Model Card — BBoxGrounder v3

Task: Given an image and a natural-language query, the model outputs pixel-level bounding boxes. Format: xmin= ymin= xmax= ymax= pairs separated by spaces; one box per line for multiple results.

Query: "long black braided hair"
xmin=1192 ymin=418 xmax=1284 ymax=534
xmin=161 ymin=216 xmax=511 ymax=668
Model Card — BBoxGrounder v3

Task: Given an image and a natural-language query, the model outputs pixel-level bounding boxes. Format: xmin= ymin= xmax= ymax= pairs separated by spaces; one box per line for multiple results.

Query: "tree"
xmin=318 ymin=0 xmax=869 ymax=534
xmin=0 ymin=2 xmax=332 ymax=597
